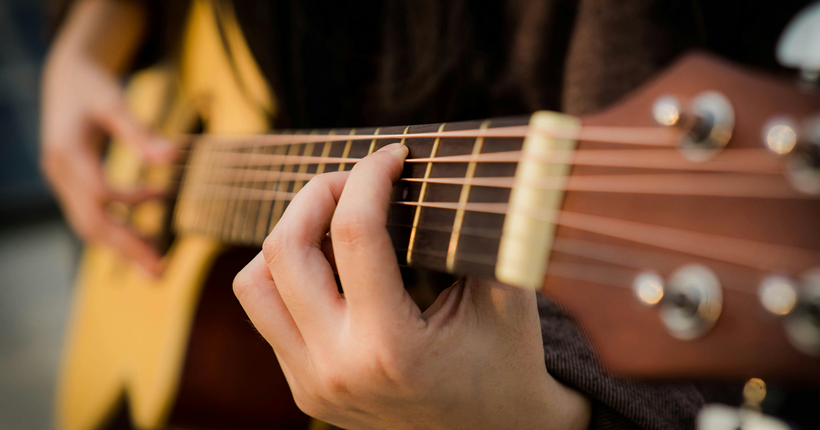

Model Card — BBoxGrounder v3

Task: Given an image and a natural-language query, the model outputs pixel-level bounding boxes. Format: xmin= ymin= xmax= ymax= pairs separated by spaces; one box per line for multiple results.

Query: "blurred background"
xmin=0 ymin=0 xmax=80 ymax=429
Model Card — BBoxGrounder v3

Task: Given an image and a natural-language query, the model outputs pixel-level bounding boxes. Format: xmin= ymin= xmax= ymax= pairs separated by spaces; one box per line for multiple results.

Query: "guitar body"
xmin=58 ymin=2 xmax=310 ymax=429
xmin=58 ymin=233 xmax=220 ymax=430
xmin=56 ymin=1 xmax=820 ymax=429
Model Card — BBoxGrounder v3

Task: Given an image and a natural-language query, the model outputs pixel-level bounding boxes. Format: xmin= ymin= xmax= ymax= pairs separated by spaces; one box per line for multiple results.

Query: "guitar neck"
xmin=174 ymin=115 xmax=549 ymax=284
xmin=170 ymin=53 xmax=820 ymax=381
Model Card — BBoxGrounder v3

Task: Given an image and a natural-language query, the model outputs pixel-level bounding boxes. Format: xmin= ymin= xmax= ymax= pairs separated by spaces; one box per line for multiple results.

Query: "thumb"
xmin=93 ymin=100 xmax=177 ymax=163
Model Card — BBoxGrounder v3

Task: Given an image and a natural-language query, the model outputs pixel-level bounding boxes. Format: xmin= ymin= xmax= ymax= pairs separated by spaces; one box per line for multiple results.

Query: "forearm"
xmin=47 ymin=0 xmax=147 ymax=74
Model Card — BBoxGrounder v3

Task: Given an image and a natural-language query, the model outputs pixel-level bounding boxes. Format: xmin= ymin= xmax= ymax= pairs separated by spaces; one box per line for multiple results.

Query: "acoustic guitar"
xmin=57 ymin=1 xmax=820 ymax=430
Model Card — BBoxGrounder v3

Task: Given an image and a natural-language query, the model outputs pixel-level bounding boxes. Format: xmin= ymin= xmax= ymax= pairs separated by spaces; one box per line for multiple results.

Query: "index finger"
xmin=331 ymin=144 xmax=422 ymax=329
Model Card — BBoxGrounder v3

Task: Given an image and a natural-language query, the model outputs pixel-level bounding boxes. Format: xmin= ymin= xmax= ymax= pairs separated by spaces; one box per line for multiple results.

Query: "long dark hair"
xmin=53 ymin=0 xmax=813 ymax=128
xmin=231 ymin=0 xmax=535 ymax=128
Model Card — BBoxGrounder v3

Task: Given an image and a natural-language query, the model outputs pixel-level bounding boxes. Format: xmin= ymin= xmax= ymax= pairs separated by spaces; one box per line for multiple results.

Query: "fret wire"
xmin=389 ymin=220 xmax=503 ymax=240
xmin=270 ymin=142 xmax=304 ymax=230
xmin=222 ymin=142 xmax=257 ymax=241
xmin=218 ymin=143 xmax=243 ymax=240
xmin=246 ymin=139 xmax=271 ymax=243
xmin=338 ymin=129 xmax=356 ymax=171
xmin=241 ymin=137 xmax=272 ymax=243
xmin=210 ymin=141 xmax=234 ymax=238
xmin=314 ymin=130 xmax=336 ymax=175
xmin=407 ymin=123 xmax=446 ymax=266
xmin=181 ymin=144 xmax=198 ymax=234
xmin=367 ymin=128 xmax=380 ymax=155
xmin=255 ymin=137 xmax=291 ymax=241
xmin=193 ymin=144 xmax=211 ymax=235
xmin=231 ymin=137 xmax=265 ymax=242
xmin=394 ymin=245 xmax=499 ymax=267
xmin=178 ymin=147 xmax=196 ymax=232
xmin=446 ymin=120 xmax=491 ymax=272
xmin=292 ymin=141 xmax=316 ymax=194
xmin=174 ymin=143 xmax=200 ymax=232
xmin=205 ymin=143 xmax=228 ymax=237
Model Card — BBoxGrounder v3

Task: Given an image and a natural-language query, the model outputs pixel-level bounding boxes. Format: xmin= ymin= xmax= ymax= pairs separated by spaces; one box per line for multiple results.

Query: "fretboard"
xmin=174 ymin=116 xmax=532 ymax=280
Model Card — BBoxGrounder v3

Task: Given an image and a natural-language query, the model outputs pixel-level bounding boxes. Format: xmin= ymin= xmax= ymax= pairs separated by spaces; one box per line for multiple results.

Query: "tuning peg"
xmin=759 ymin=269 xmax=820 ymax=356
xmin=633 ymin=265 xmax=723 ymax=340
xmin=778 ymin=114 xmax=820 ymax=194
xmin=758 ymin=275 xmax=799 ymax=316
xmin=633 ymin=271 xmax=665 ymax=306
xmin=697 ymin=404 xmax=792 ymax=430
xmin=777 ymin=2 xmax=820 ymax=81
xmin=697 ymin=378 xmax=794 ymax=430
xmin=761 ymin=117 xmax=799 ymax=155
xmin=652 ymin=92 xmax=734 ymax=162
xmin=784 ymin=269 xmax=820 ymax=356
xmin=759 ymin=113 xmax=820 ymax=194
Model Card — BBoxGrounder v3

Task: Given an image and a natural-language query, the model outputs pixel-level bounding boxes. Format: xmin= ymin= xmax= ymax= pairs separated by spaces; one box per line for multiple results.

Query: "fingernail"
xmin=376 ymin=142 xmax=408 ymax=157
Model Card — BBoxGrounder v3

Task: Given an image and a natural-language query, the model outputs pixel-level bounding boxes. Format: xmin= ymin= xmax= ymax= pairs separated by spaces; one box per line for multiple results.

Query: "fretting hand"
xmin=234 ymin=143 xmax=591 ymax=430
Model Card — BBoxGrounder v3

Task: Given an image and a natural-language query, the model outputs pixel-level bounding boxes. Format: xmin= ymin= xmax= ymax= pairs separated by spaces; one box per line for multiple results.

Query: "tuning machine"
xmin=633 ymin=265 xmax=723 ymax=340
xmin=759 ymin=114 xmax=820 ymax=194
xmin=759 ymin=269 xmax=820 ymax=356
xmin=697 ymin=378 xmax=793 ymax=430
xmin=779 ymin=116 xmax=820 ymax=195
xmin=776 ymin=1 xmax=820 ymax=84
xmin=652 ymin=92 xmax=735 ymax=162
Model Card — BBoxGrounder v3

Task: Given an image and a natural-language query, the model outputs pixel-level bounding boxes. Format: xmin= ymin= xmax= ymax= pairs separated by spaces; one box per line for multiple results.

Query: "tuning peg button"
xmin=652 ymin=96 xmax=682 ymax=127
xmin=759 ymin=276 xmax=799 ymax=316
xmin=652 ymin=92 xmax=735 ymax=162
xmin=762 ymin=117 xmax=799 ymax=155
xmin=777 ymin=2 xmax=820 ymax=81
xmin=633 ymin=271 xmax=665 ymax=306
xmin=784 ymin=116 xmax=820 ymax=194
xmin=783 ymin=268 xmax=820 ymax=356
xmin=633 ymin=265 xmax=723 ymax=340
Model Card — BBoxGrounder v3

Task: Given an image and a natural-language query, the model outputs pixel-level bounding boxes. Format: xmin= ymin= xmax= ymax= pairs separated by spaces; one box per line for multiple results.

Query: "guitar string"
xmin=383 ymin=224 xmax=776 ymax=292
xmin=380 ymin=241 xmax=758 ymax=295
xmin=398 ymin=201 xmax=820 ymax=273
xmin=163 ymin=126 xmax=818 ymax=278
xmin=168 ymin=148 xmax=785 ymax=174
xmin=171 ymin=124 xmax=684 ymax=149
xmin=175 ymin=209 xmax=766 ymax=296
xmin=176 ymin=190 xmax=820 ymax=274
xmin=176 ymin=200 xmax=762 ymax=295
xmin=175 ymin=172 xmax=810 ymax=199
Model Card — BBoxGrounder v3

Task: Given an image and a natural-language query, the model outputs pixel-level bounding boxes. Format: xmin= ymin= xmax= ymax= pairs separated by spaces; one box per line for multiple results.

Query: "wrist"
xmin=539 ymin=377 xmax=591 ymax=430
xmin=459 ymin=374 xmax=589 ymax=430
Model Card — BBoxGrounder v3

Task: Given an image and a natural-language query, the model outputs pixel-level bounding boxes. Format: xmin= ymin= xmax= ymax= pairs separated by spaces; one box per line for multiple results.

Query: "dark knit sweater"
xmin=538 ymin=295 xmax=705 ymax=429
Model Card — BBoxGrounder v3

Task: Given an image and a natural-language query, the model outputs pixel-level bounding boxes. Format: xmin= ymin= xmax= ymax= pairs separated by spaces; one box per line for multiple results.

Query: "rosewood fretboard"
xmin=175 ymin=116 xmax=531 ymax=279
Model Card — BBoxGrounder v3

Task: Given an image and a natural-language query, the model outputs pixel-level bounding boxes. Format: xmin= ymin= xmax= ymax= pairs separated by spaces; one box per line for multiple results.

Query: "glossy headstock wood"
xmin=547 ymin=52 xmax=820 ymax=383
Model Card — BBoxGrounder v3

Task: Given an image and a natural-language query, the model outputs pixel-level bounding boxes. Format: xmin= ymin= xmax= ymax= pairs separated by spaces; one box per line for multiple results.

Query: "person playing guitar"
xmin=42 ymin=0 xmax=819 ymax=429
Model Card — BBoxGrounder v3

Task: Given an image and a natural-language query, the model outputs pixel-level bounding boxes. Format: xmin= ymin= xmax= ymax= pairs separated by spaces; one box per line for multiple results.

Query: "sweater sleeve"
xmin=537 ymin=294 xmax=705 ymax=430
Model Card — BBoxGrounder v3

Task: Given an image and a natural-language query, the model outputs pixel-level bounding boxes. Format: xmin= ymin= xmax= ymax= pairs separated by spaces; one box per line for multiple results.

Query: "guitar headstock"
xmin=545 ymin=52 xmax=820 ymax=383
